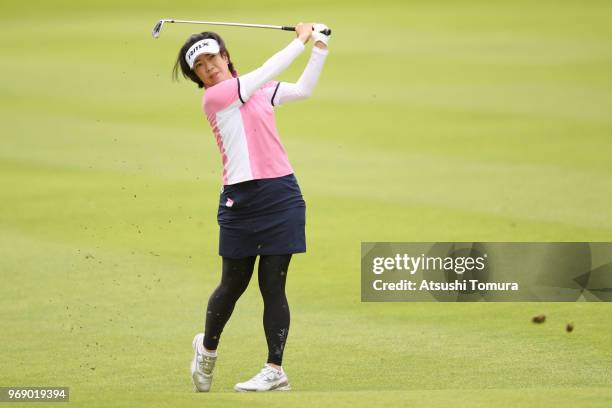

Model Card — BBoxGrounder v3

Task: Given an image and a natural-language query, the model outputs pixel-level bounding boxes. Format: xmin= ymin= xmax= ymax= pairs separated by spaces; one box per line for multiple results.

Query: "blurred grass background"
xmin=1 ymin=0 xmax=611 ymax=406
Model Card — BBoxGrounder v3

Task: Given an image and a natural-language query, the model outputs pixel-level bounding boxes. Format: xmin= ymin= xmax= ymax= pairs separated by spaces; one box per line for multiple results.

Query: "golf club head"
xmin=152 ymin=20 xmax=165 ymax=38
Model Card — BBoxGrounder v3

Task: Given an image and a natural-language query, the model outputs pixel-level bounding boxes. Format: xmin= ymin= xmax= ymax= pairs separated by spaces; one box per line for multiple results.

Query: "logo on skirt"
xmin=225 ymin=197 xmax=234 ymax=207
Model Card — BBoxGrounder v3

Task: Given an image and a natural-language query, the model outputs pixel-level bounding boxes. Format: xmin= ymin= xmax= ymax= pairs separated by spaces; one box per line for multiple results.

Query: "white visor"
xmin=185 ymin=38 xmax=221 ymax=69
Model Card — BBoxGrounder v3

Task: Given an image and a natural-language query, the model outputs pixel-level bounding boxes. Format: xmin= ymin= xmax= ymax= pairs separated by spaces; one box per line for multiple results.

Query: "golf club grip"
xmin=281 ymin=26 xmax=332 ymax=36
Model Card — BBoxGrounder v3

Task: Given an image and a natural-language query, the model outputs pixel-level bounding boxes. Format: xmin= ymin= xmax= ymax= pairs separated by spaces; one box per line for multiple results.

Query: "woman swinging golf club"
xmin=172 ymin=22 xmax=330 ymax=392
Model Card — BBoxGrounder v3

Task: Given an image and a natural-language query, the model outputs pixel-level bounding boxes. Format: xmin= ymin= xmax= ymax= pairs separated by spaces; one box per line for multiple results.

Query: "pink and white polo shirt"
xmin=203 ymin=78 xmax=293 ymax=186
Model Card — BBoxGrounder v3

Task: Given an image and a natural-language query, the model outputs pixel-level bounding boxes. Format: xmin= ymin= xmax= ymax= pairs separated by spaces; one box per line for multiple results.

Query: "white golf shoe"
xmin=234 ymin=364 xmax=291 ymax=392
xmin=190 ymin=333 xmax=217 ymax=392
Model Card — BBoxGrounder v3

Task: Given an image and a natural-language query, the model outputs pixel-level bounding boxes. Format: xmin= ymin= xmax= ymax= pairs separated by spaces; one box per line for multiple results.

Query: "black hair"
xmin=172 ymin=32 xmax=237 ymax=89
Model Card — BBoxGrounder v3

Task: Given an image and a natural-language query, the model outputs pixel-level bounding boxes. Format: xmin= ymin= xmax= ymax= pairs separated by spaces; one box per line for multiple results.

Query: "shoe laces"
xmin=254 ymin=365 xmax=280 ymax=382
xmin=199 ymin=355 xmax=216 ymax=374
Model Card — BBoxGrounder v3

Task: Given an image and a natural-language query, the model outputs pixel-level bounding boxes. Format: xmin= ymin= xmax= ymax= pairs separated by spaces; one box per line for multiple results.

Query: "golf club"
xmin=152 ymin=19 xmax=332 ymax=39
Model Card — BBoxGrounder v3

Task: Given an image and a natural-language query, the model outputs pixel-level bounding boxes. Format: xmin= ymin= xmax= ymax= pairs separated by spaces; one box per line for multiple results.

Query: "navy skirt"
xmin=217 ymin=173 xmax=306 ymax=258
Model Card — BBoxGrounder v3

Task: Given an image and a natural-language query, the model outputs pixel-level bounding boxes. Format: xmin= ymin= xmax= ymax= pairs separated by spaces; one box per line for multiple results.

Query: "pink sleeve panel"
xmin=261 ymin=80 xmax=278 ymax=90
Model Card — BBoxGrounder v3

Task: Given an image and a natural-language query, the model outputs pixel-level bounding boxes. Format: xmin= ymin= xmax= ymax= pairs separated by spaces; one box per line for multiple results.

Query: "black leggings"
xmin=203 ymin=255 xmax=292 ymax=366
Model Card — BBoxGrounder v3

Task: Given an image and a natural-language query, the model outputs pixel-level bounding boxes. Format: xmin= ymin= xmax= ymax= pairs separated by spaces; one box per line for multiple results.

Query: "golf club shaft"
xmin=165 ymin=19 xmax=290 ymax=30
xmin=156 ymin=19 xmax=331 ymax=36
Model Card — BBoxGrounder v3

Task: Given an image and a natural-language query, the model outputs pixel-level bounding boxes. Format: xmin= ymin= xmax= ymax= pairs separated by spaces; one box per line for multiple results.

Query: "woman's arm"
xmin=268 ymin=43 xmax=329 ymax=106
xmin=238 ymin=23 xmax=313 ymax=102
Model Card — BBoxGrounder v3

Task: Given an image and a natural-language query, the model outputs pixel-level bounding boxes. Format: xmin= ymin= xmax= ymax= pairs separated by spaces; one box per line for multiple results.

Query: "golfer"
xmin=173 ymin=22 xmax=329 ymax=392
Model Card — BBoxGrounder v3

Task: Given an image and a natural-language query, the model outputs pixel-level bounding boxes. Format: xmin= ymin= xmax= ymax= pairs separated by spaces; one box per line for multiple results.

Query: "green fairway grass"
xmin=1 ymin=0 xmax=611 ymax=406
